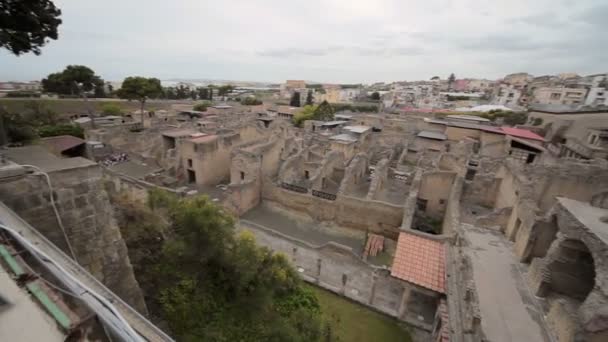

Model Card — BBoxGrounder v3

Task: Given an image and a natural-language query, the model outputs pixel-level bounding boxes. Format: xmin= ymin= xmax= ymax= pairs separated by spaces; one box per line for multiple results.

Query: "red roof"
xmin=391 ymin=232 xmax=446 ymax=293
xmin=500 ymin=127 xmax=545 ymax=142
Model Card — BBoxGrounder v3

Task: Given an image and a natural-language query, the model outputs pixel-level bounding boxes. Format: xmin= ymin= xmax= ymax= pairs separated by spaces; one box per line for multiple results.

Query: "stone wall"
xmin=0 ymin=164 xmax=147 ymax=315
xmin=239 ymin=220 xmax=437 ymax=336
xmin=418 ymin=171 xmax=456 ymax=219
xmin=263 ymin=183 xmax=404 ymax=238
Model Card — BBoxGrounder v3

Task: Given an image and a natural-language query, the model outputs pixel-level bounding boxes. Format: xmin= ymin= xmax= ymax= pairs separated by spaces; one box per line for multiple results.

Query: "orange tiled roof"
xmin=391 ymin=232 xmax=446 ymax=293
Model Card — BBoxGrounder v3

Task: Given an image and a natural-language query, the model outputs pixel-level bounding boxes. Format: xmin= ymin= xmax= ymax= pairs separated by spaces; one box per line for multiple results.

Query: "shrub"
xmin=241 ymin=97 xmax=262 ymax=105
xmin=100 ymin=103 xmax=124 ymax=116
xmin=38 ymin=124 xmax=85 ymax=138
xmin=193 ymin=101 xmax=212 ymax=112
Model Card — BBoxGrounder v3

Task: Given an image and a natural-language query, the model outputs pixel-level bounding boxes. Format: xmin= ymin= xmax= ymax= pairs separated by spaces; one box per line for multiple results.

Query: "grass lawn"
xmin=307 ymin=284 xmax=412 ymax=342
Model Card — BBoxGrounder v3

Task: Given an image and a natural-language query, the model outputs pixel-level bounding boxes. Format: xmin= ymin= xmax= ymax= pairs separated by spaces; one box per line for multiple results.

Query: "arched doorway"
xmin=547 ymin=239 xmax=595 ymax=302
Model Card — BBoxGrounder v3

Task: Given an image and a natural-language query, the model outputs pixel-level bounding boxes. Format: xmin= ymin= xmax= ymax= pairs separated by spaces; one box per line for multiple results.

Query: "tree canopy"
xmin=292 ymin=101 xmax=335 ymax=126
xmin=114 ymin=190 xmax=331 ymax=341
xmin=0 ymin=0 xmax=62 ymax=55
xmin=370 ymin=92 xmax=380 ymax=101
xmin=314 ymin=100 xmax=335 ymax=121
xmin=41 ymin=65 xmax=105 ymax=96
xmin=117 ymin=77 xmax=162 ymax=122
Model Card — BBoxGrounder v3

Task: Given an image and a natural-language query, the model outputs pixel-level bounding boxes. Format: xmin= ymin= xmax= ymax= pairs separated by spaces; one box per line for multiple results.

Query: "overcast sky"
xmin=1 ymin=0 xmax=607 ymax=83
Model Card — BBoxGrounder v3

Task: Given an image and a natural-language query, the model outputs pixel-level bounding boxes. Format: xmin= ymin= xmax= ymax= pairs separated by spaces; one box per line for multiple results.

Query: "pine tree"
xmin=290 ymin=91 xmax=301 ymax=107
xmin=305 ymin=90 xmax=314 ymax=106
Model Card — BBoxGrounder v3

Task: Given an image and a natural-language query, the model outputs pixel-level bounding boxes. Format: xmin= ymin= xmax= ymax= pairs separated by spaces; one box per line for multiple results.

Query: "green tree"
xmin=208 ymin=85 xmax=214 ymax=101
xmin=127 ymin=192 xmax=329 ymax=341
xmin=218 ymin=85 xmax=234 ymax=97
xmin=290 ymin=91 xmax=301 ymax=107
xmin=293 ymin=105 xmax=317 ymax=127
xmin=0 ymin=101 xmax=66 ymax=143
xmin=42 ymin=65 xmax=104 ymax=96
xmin=196 ymin=87 xmax=209 ymax=100
xmin=370 ymin=92 xmax=380 ymax=101
xmin=448 ymin=73 xmax=456 ymax=90
xmin=0 ymin=0 xmax=62 ymax=55
xmin=305 ymin=90 xmax=314 ymax=106
xmin=117 ymin=77 xmax=162 ymax=124
xmin=313 ymin=100 xmax=334 ymax=121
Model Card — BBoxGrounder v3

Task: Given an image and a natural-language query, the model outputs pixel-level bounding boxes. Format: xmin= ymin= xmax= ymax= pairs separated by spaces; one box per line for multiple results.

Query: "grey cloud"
xmin=572 ymin=3 xmax=608 ymax=28
xmin=257 ymin=47 xmax=343 ymax=57
xmin=258 ymin=45 xmax=424 ymax=58
xmin=510 ymin=13 xmax=565 ymax=28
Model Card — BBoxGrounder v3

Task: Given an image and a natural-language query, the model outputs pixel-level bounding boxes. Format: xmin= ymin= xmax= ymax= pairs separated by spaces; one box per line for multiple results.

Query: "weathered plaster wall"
xmin=418 ymin=172 xmax=456 ymax=219
xmin=445 ymin=126 xmax=480 ymax=141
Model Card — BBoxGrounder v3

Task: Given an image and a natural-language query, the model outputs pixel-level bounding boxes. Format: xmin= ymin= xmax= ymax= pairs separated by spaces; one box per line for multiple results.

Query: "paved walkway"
xmin=461 ymin=224 xmax=553 ymax=342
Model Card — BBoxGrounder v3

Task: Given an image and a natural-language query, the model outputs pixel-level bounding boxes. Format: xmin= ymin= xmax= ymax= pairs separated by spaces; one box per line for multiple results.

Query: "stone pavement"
xmin=461 ymin=224 xmax=553 ymax=342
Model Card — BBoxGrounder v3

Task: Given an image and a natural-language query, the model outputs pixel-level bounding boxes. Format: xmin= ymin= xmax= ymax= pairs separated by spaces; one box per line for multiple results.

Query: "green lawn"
xmin=307 ymin=284 xmax=412 ymax=342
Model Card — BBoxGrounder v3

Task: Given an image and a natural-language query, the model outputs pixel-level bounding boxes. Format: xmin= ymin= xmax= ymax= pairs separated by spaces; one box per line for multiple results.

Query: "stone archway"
xmin=546 ymin=238 xmax=595 ymax=302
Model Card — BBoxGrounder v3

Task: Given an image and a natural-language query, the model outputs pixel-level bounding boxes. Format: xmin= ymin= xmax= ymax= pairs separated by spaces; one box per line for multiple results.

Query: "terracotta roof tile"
xmin=390 ymin=232 xmax=446 ymax=293
xmin=501 ymin=126 xmax=545 ymax=142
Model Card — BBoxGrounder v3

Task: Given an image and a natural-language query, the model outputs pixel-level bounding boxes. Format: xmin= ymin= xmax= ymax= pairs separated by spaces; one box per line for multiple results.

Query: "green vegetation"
xmin=117 ymin=77 xmax=163 ymax=123
xmin=193 ymin=100 xmax=212 ymax=111
xmin=42 ymin=65 xmax=105 ymax=97
xmin=113 ymin=190 xmax=334 ymax=341
xmin=331 ymin=103 xmax=379 ymax=113
xmin=100 ymin=103 xmax=124 ymax=116
xmin=38 ymin=124 xmax=84 ymax=138
xmin=5 ymin=91 xmax=41 ymax=98
xmin=0 ymin=0 xmax=62 ymax=56
xmin=241 ymin=96 xmax=263 ymax=105
xmin=307 ymin=285 xmax=412 ymax=342
xmin=293 ymin=100 xmax=335 ymax=126
xmin=446 ymin=95 xmax=471 ymax=101
xmin=0 ymin=100 xmax=77 ymax=143
xmin=477 ymin=109 xmax=528 ymax=126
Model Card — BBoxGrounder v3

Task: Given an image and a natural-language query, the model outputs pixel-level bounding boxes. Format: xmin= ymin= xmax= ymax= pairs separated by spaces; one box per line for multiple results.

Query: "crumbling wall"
xmin=310 ymin=150 xmax=345 ymax=192
xmin=367 ymin=158 xmax=389 ymax=200
xmin=338 ymin=153 xmax=369 ymax=196
xmin=0 ymin=164 xmax=147 ymax=315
